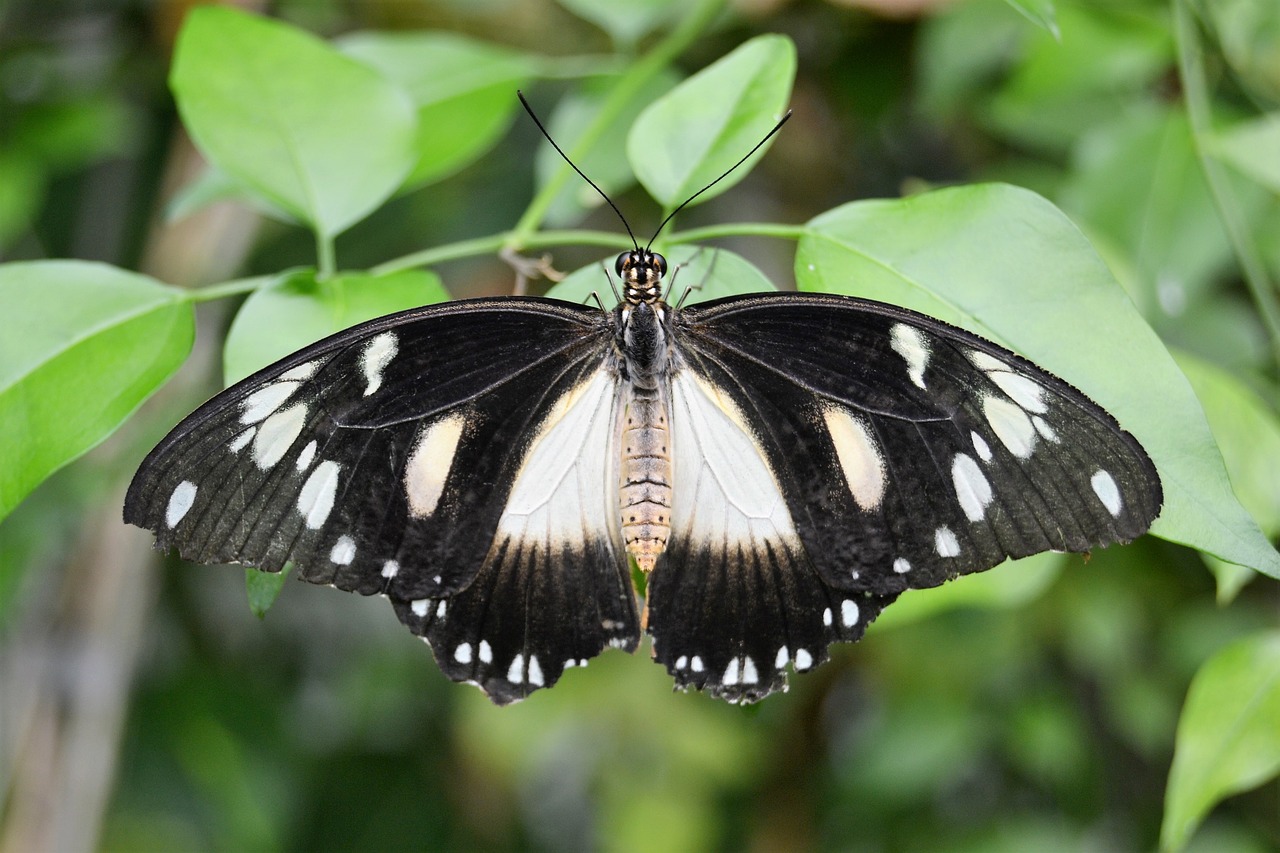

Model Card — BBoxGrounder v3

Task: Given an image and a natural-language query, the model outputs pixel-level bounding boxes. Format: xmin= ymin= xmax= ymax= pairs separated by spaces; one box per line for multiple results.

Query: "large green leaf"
xmin=627 ymin=35 xmax=794 ymax=210
xmin=223 ymin=269 xmax=449 ymax=385
xmin=1174 ymin=351 xmax=1280 ymax=602
xmin=1162 ymin=631 xmax=1280 ymax=852
xmin=0 ymin=260 xmax=193 ymax=522
xmin=544 ymin=245 xmax=775 ymax=305
xmin=338 ymin=31 xmax=539 ymax=190
xmin=170 ymin=7 xmax=417 ymax=239
xmin=796 ymin=183 xmax=1280 ymax=578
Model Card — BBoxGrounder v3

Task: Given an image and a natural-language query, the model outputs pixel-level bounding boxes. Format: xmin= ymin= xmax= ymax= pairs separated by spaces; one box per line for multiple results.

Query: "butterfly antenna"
xmin=647 ymin=110 xmax=792 ymax=250
xmin=518 ymin=90 xmax=639 ymax=251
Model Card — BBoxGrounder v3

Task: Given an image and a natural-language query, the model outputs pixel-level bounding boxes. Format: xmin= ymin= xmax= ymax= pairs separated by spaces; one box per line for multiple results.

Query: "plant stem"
xmin=504 ymin=0 xmax=728 ymax=251
xmin=1173 ymin=0 xmax=1280 ymax=370
xmin=373 ymin=229 xmax=631 ymax=277
xmin=669 ymin=222 xmax=810 ymax=244
xmin=316 ymin=232 xmax=337 ymax=280
xmin=183 ymin=275 xmax=277 ymax=303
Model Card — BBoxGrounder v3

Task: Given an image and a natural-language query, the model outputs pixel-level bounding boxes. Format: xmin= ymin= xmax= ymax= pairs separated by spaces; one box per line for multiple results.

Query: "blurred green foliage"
xmin=1 ymin=0 xmax=1278 ymax=851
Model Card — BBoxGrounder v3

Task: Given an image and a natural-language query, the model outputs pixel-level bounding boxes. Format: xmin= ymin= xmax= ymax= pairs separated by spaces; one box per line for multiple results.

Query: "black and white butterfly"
xmin=125 ymin=242 xmax=1162 ymax=704
xmin=125 ymin=101 xmax=1161 ymax=705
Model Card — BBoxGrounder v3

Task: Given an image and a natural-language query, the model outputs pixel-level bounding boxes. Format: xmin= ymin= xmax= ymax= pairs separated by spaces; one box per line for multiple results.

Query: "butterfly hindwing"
xmin=125 ymin=298 xmax=640 ymax=701
xmin=646 ymin=292 xmax=1161 ymax=700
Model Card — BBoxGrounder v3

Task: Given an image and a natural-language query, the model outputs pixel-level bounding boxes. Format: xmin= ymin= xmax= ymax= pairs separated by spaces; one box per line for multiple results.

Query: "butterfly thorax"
xmin=614 ymin=250 xmax=674 ymax=573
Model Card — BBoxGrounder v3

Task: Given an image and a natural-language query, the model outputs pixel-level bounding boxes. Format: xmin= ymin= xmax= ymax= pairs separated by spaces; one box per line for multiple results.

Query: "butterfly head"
xmin=616 ymin=249 xmax=667 ymax=305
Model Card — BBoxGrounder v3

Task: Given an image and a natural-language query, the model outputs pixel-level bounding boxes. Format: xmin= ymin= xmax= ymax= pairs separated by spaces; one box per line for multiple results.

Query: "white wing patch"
xmin=890 ymin=323 xmax=930 ymax=389
xmin=669 ymin=370 xmax=800 ymax=552
xmin=166 ymin=481 xmax=197 ymax=527
xmin=404 ymin=414 xmax=466 ymax=518
xmin=824 ymin=407 xmax=886 ymax=511
xmin=495 ymin=369 xmax=620 ymax=546
xmin=361 ymin=332 xmax=398 ymax=397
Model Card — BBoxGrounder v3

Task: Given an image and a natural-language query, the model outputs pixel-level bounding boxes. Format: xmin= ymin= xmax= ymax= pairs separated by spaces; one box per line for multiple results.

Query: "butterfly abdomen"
xmin=620 ymin=388 xmax=672 ymax=573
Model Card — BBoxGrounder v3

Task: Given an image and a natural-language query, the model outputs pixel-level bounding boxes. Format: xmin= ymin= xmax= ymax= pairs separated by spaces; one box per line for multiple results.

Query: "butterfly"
xmin=124 ymin=102 xmax=1162 ymax=706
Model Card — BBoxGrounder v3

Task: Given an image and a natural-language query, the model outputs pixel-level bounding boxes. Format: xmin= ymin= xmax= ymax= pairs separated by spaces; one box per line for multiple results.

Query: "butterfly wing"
xmin=647 ymin=292 xmax=1161 ymax=702
xmin=125 ymin=297 xmax=639 ymax=704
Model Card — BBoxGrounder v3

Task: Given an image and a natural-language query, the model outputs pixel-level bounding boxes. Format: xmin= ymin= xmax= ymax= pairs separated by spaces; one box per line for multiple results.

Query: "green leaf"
xmin=796 ymin=183 xmax=1280 ymax=579
xmin=544 ymin=245 xmax=776 ymax=305
xmin=984 ymin=4 xmax=1171 ymax=152
xmin=1061 ymin=106 xmax=1268 ymax=311
xmin=627 ymin=35 xmax=795 ymax=210
xmin=245 ymin=564 xmax=292 ymax=619
xmin=338 ymin=31 xmax=539 ymax=189
xmin=536 ymin=71 xmax=681 ymax=227
xmin=1162 ymin=631 xmax=1280 ymax=852
xmin=1174 ymin=350 xmax=1280 ymax=602
xmin=223 ymin=269 xmax=449 ymax=385
xmin=1003 ymin=0 xmax=1059 ymax=39
xmin=555 ymin=0 xmax=681 ymax=47
xmin=0 ymin=260 xmax=193 ymax=522
xmin=1207 ymin=0 xmax=1280 ymax=105
xmin=165 ymin=166 xmax=294 ymax=224
xmin=1209 ymin=113 xmax=1280 ymax=195
xmin=170 ymin=7 xmax=417 ymax=239
xmin=870 ymin=552 xmax=1064 ymax=632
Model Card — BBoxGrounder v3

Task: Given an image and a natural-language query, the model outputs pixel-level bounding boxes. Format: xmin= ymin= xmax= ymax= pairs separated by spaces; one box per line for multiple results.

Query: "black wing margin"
xmin=124 ymin=297 xmax=639 ymax=703
xmin=646 ymin=292 xmax=1161 ymax=702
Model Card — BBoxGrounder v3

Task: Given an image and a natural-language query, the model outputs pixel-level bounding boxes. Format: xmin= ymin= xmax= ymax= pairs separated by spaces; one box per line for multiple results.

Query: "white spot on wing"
xmin=410 ymin=599 xmax=429 ymax=617
xmin=691 ymin=656 xmax=704 ymax=673
xmin=436 ymin=600 xmax=446 ymax=619
xmin=329 ymin=535 xmax=356 ymax=565
xmin=742 ymin=656 xmax=758 ymax=684
xmin=1033 ymin=416 xmax=1059 ymax=442
xmin=405 ymin=415 xmax=465 ymax=518
xmin=724 ymin=658 xmax=740 ymax=686
xmin=675 ymin=655 xmax=688 ymax=670
xmin=990 ymin=370 xmax=1047 ymax=414
xmin=296 ymin=439 xmax=317 ymax=472
xmin=775 ymin=647 xmax=789 ymax=668
xmin=971 ymin=432 xmax=992 ymax=463
xmin=241 ymin=381 xmax=299 ymax=424
xmin=935 ymin=526 xmax=960 ymax=557
xmin=381 ymin=560 xmax=399 ymax=578
xmin=890 ymin=323 xmax=930 ymax=389
xmin=952 ymin=453 xmax=994 ymax=522
xmin=893 ymin=557 xmax=911 ymax=574
xmin=166 ymin=481 xmax=197 ymax=527
xmin=479 ymin=641 xmax=493 ymax=664
xmin=528 ymin=655 xmax=544 ymax=687
xmin=983 ymin=394 xmax=1036 ymax=459
xmin=454 ymin=642 xmax=472 ymax=664
xmin=280 ymin=362 xmax=318 ymax=382
xmin=361 ymin=332 xmax=398 ymax=396
xmin=228 ymin=428 xmax=255 ymax=453
xmin=968 ymin=350 xmax=1005 ymax=373
xmin=841 ymin=599 xmax=859 ymax=627
xmin=824 ymin=408 xmax=886 ymax=511
xmin=297 ymin=460 xmax=341 ymax=529
xmin=252 ymin=403 xmax=308 ymax=469
xmin=823 ymin=607 xmax=833 ymax=627
xmin=1091 ymin=469 xmax=1122 ymax=516
xmin=507 ymin=653 xmax=525 ymax=684
xmin=794 ymin=649 xmax=813 ymax=670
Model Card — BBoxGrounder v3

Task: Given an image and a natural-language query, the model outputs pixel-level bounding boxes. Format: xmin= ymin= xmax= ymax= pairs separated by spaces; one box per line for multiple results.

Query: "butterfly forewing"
xmin=125 ymin=298 xmax=641 ymax=702
xmin=642 ymin=293 xmax=1161 ymax=700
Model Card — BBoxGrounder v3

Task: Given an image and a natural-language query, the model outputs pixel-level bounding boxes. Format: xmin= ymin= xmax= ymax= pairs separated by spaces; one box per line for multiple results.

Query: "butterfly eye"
xmin=653 ymin=253 xmax=667 ymax=278
xmin=615 ymin=254 xmax=629 ymax=277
